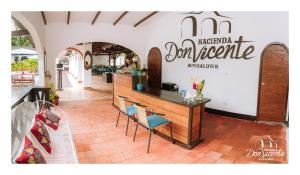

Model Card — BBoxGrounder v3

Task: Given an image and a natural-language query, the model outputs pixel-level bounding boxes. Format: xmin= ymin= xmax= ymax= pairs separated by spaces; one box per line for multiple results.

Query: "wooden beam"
xmin=134 ymin=11 xmax=158 ymax=27
xmin=41 ymin=11 xmax=47 ymax=25
xmin=92 ymin=11 xmax=101 ymax=25
xmin=67 ymin=11 xmax=71 ymax=24
xmin=11 ymin=30 xmax=30 ymax=36
xmin=113 ymin=11 xmax=128 ymax=25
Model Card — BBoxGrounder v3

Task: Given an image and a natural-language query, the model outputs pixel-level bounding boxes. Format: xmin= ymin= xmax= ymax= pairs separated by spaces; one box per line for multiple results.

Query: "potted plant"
xmin=131 ymin=66 xmax=138 ymax=76
xmin=49 ymin=83 xmax=59 ymax=106
xmin=136 ymin=70 xmax=143 ymax=91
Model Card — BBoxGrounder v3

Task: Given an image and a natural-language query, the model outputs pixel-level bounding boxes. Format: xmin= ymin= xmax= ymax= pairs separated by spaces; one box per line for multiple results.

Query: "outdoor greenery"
xmin=11 ymin=59 xmax=38 ymax=72
xmin=11 ymin=36 xmax=33 ymax=47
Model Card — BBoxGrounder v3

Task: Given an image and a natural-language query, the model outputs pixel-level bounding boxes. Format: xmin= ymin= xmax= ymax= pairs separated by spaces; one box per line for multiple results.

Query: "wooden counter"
xmin=113 ymin=73 xmax=211 ymax=149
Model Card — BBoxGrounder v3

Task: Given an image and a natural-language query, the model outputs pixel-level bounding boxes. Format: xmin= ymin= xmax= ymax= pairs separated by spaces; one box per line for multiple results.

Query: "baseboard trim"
xmin=204 ymin=107 xmax=256 ymax=121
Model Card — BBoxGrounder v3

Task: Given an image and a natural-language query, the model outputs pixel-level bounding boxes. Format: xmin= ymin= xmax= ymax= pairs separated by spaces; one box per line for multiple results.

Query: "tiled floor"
xmin=60 ymin=100 xmax=288 ymax=164
xmin=57 ymin=71 xmax=113 ymax=102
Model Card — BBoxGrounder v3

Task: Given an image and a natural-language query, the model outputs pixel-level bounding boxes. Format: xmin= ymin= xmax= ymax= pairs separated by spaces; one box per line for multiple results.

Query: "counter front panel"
xmin=113 ymin=73 xmax=211 ymax=149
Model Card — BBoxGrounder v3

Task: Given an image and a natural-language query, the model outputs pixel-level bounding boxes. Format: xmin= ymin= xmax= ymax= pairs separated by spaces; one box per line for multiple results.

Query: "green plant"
xmin=11 ymin=59 xmax=38 ymax=72
xmin=11 ymin=36 xmax=33 ymax=47
xmin=49 ymin=83 xmax=58 ymax=102
xmin=137 ymin=70 xmax=143 ymax=84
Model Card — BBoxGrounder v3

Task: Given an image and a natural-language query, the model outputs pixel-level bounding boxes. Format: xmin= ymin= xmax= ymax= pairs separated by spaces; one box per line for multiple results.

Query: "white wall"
xmin=17 ymin=11 xmax=288 ymax=116
xmin=93 ymin=55 xmax=110 ymax=66
xmin=144 ymin=12 xmax=288 ymax=116
xmin=77 ymin=53 xmax=84 ymax=82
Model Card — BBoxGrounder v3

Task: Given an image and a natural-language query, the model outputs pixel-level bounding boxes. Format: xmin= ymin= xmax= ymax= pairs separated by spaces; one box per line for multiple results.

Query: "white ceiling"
xmin=43 ymin=11 xmax=166 ymax=26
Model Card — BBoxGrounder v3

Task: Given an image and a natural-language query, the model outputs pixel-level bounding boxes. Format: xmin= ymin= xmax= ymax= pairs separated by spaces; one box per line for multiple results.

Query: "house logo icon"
xmin=181 ymin=11 xmax=232 ymax=37
xmin=255 ymin=135 xmax=278 ymax=149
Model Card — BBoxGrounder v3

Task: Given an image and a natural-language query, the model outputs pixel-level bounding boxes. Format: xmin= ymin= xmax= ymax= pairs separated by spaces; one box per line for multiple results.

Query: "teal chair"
xmin=115 ymin=96 xmax=139 ymax=136
xmin=133 ymin=104 xmax=175 ymax=153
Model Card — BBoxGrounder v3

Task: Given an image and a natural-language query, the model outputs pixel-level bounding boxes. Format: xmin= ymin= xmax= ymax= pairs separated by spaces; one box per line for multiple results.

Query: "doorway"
xmin=147 ymin=47 xmax=162 ymax=89
xmin=257 ymin=43 xmax=289 ymax=123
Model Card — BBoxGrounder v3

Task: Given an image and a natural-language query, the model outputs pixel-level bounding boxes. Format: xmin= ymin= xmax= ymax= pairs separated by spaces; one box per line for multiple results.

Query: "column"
xmin=83 ymin=42 xmax=92 ymax=87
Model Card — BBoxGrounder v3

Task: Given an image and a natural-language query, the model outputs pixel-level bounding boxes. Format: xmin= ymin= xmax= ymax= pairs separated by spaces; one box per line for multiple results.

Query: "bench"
xmin=11 ymin=73 xmax=35 ymax=84
xmin=11 ymin=100 xmax=78 ymax=164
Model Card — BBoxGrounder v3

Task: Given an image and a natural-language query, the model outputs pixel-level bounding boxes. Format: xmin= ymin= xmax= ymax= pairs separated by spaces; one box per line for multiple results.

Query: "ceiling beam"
xmin=92 ymin=11 xmax=101 ymax=25
xmin=134 ymin=11 xmax=158 ymax=27
xmin=41 ymin=11 xmax=47 ymax=25
xmin=11 ymin=30 xmax=30 ymax=36
xmin=113 ymin=11 xmax=128 ymax=25
xmin=67 ymin=11 xmax=71 ymax=24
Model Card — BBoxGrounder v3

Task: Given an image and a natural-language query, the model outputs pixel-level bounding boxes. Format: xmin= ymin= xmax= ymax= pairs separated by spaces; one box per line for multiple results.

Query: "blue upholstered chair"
xmin=133 ymin=104 xmax=175 ymax=153
xmin=115 ymin=96 xmax=138 ymax=136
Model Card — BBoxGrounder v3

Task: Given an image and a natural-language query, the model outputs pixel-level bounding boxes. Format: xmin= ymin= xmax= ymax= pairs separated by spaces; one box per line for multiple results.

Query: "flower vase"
xmin=136 ymin=84 xmax=143 ymax=91
xmin=196 ymin=90 xmax=203 ymax=100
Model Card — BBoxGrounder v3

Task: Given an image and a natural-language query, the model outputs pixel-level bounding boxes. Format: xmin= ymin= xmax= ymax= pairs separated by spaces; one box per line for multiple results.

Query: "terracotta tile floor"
xmin=60 ymin=100 xmax=288 ymax=164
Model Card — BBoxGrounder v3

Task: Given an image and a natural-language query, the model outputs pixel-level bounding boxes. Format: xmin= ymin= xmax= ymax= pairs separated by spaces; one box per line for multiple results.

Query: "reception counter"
xmin=113 ymin=73 xmax=211 ymax=149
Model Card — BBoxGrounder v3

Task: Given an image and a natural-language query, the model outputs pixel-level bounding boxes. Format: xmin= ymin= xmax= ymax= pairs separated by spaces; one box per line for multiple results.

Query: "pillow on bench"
xmin=36 ymin=106 xmax=61 ymax=130
xmin=15 ymin=136 xmax=46 ymax=164
xmin=31 ymin=118 xmax=51 ymax=153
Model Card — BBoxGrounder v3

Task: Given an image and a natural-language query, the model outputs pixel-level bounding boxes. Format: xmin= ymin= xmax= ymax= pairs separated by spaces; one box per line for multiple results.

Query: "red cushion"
xmin=31 ymin=118 xmax=51 ymax=153
xmin=35 ymin=106 xmax=61 ymax=130
xmin=15 ymin=136 xmax=46 ymax=164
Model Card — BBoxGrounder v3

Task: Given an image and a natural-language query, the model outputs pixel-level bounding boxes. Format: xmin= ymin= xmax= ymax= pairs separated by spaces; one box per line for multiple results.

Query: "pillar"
xmin=83 ymin=42 xmax=92 ymax=87
xmin=77 ymin=53 xmax=84 ymax=83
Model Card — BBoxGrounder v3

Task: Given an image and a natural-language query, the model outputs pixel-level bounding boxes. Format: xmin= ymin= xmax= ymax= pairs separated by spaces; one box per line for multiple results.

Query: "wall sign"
xmin=164 ymin=11 xmax=256 ymax=69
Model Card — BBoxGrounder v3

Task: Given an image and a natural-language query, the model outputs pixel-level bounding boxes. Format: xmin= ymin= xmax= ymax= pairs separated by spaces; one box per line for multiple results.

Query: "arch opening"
xmin=11 ymin=17 xmax=40 ymax=86
xmin=11 ymin=12 xmax=45 ymax=86
xmin=54 ymin=41 xmax=141 ymax=102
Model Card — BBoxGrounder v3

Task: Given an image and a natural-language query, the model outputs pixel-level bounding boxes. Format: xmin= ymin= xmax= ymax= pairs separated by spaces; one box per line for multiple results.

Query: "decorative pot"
xmin=136 ymin=84 xmax=143 ymax=91
xmin=53 ymin=96 xmax=59 ymax=106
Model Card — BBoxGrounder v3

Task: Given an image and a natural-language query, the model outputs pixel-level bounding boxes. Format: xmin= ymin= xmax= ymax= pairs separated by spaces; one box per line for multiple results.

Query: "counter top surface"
xmin=135 ymin=87 xmax=211 ymax=108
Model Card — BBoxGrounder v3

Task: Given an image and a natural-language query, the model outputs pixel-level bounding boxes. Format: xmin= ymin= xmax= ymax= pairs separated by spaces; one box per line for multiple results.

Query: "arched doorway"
xmin=147 ymin=47 xmax=162 ymax=89
xmin=55 ymin=42 xmax=141 ymax=102
xmin=11 ymin=12 xmax=45 ymax=86
xmin=256 ymin=43 xmax=289 ymax=123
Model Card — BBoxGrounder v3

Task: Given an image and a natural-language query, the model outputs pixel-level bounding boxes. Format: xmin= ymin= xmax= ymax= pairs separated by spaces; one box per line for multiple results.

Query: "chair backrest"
xmin=116 ymin=96 xmax=127 ymax=113
xmin=133 ymin=104 xmax=149 ymax=128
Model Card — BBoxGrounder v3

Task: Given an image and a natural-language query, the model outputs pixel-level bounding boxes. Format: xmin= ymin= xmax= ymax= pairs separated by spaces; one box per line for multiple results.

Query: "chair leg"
xmin=169 ymin=122 xmax=175 ymax=144
xmin=133 ymin=122 xmax=139 ymax=142
xmin=125 ymin=116 xmax=130 ymax=136
xmin=147 ymin=129 xmax=152 ymax=153
xmin=115 ymin=111 xmax=121 ymax=127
